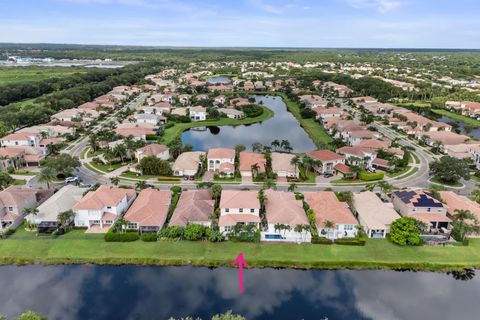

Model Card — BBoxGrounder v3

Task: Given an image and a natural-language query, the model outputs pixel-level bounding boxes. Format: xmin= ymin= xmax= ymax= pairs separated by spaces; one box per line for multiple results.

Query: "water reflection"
xmin=182 ymin=95 xmax=316 ymax=152
xmin=206 ymin=76 xmax=231 ymax=85
xmin=0 ymin=266 xmax=479 ymax=319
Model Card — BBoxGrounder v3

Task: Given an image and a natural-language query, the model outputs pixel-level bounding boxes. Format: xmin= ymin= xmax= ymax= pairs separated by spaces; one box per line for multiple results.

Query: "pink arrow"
xmin=231 ymin=252 xmax=249 ymax=293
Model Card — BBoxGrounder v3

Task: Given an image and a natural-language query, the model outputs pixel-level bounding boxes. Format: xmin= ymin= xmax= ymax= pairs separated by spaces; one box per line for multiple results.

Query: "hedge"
xmin=358 ymin=171 xmax=384 ymax=181
xmin=335 ymin=237 xmax=366 ymax=246
xmin=311 ymin=236 xmax=333 ymax=245
xmin=104 ymin=232 xmax=140 ymax=242
xmin=158 ymin=177 xmax=181 ymax=181
xmin=141 ymin=233 xmax=158 ymax=242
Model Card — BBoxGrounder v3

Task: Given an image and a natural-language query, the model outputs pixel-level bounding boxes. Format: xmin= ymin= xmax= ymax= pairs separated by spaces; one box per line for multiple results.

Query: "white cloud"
xmin=347 ymin=0 xmax=403 ymax=13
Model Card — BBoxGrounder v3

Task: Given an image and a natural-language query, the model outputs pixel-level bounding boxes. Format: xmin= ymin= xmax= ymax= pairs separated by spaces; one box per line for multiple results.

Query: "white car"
xmin=65 ymin=176 xmax=79 ymax=184
xmin=367 ymin=167 xmax=376 ymax=173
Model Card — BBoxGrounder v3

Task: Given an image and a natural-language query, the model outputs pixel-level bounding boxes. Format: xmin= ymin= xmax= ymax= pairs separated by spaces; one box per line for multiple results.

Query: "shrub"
xmin=183 ymin=224 xmax=207 ymax=241
xmin=389 ymin=216 xmax=424 ymax=246
xmin=158 ymin=226 xmax=185 ymax=239
xmin=208 ymin=230 xmax=225 ymax=242
xmin=158 ymin=177 xmax=181 ymax=181
xmin=104 ymin=232 xmax=140 ymax=242
xmin=141 ymin=233 xmax=158 ymax=242
xmin=170 ymin=186 xmax=182 ymax=193
xmin=335 ymin=237 xmax=366 ymax=246
xmin=311 ymin=236 xmax=333 ymax=244
xmin=358 ymin=171 xmax=384 ymax=181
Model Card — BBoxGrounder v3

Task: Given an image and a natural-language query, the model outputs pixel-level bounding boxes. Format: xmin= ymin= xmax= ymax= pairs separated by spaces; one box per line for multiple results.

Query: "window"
xmin=427 ymin=208 xmax=431 ymax=212
xmin=225 ymin=226 xmax=231 ymax=232
xmin=8 ymin=207 xmax=13 ymax=211
xmin=225 ymin=208 xmax=229 ymax=213
xmin=107 ymin=206 xmax=112 ymax=210
xmin=345 ymin=225 xmax=353 ymax=230
xmin=239 ymin=208 xmax=243 ymax=213
xmin=250 ymin=208 xmax=255 ymax=213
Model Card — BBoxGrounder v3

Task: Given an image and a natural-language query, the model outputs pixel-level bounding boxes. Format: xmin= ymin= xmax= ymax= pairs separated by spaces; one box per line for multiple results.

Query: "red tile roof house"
xmin=308 ymin=150 xmax=345 ymax=174
xmin=438 ymin=191 xmax=480 ymax=232
xmin=392 ymin=190 xmax=451 ymax=234
xmin=219 ymin=190 xmax=261 ymax=234
xmin=346 ymin=130 xmax=381 ymax=146
xmin=0 ymin=186 xmax=52 ymax=232
xmin=314 ymin=107 xmax=343 ymax=123
xmin=72 ymin=186 xmax=136 ymax=233
xmin=135 ymin=144 xmax=170 ymax=162
xmin=239 ymin=152 xmax=266 ymax=177
xmin=172 ymin=151 xmax=206 ymax=177
xmin=416 ymin=131 xmax=470 ymax=147
xmin=124 ymin=189 xmax=171 ymax=233
xmin=261 ymin=190 xmax=311 ymax=243
xmin=207 ymin=148 xmax=235 ymax=174
xmin=351 ymin=96 xmax=378 ymax=106
xmin=304 ymin=191 xmax=358 ymax=240
xmin=169 ymin=190 xmax=214 ymax=227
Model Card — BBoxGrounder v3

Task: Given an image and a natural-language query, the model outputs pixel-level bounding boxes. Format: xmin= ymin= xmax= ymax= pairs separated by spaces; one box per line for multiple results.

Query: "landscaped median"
xmin=0 ymin=237 xmax=479 ymax=271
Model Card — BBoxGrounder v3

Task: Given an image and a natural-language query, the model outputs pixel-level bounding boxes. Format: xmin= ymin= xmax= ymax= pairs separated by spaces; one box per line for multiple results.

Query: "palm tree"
xmin=271 ymin=139 xmax=280 ymax=151
xmin=116 ymin=218 xmax=128 ymax=234
xmin=452 ymin=209 xmax=478 ymax=241
xmin=290 ymin=155 xmax=301 ymax=177
xmin=38 ymin=167 xmax=56 ymax=189
xmin=377 ymin=181 xmax=393 ymax=194
xmin=57 ymin=210 xmax=75 ymax=229
xmin=288 ymin=183 xmax=297 ymax=192
xmin=103 ymin=148 xmax=116 ymax=170
xmin=110 ymin=177 xmax=120 ymax=186
xmin=263 ymin=178 xmax=276 ymax=190
xmin=432 ymin=140 xmax=444 ymax=154
xmin=323 ymin=220 xmax=335 ymax=240
xmin=135 ymin=181 xmax=147 ymax=191
xmin=251 ymin=163 xmax=260 ymax=179
xmin=211 ymin=184 xmax=222 ymax=206
xmin=257 ymin=189 xmax=267 ymax=212
xmin=23 ymin=207 xmax=39 ymax=218
xmin=471 ymin=187 xmax=480 ymax=204
xmin=113 ymin=144 xmax=127 ymax=163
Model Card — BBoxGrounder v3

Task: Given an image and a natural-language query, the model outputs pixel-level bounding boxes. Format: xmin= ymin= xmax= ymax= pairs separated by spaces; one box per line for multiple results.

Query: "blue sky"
xmin=0 ymin=0 xmax=479 ymax=48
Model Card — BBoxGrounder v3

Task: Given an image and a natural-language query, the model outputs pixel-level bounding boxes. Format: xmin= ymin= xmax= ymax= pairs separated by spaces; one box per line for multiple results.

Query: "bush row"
xmin=104 ymin=232 xmax=140 ymax=242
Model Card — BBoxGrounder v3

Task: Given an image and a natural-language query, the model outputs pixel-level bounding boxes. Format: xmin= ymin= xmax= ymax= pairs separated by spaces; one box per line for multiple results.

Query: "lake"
xmin=437 ymin=115 xmax=480 ymax=139
xmin=0 ymin=265 xmax=478 ymax=320
xmin=181 ymin=95 xmax=317 ymax=152
xmin=206 ymin=76 xmax=231 ymax=85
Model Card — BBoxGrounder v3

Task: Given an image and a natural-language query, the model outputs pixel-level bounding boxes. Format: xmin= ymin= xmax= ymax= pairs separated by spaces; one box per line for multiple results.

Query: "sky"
xmin=0 ymin=0 xmax=479 ymax=48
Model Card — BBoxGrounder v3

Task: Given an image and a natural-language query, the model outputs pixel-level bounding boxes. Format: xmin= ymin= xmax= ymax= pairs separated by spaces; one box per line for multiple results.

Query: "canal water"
xmin=181 ymin=95 xmax=316 ymax=152
xmin=0 ymin=265 xmax=478 ymax=320
xmin=436 ymin=115 xmax=480 ymax=139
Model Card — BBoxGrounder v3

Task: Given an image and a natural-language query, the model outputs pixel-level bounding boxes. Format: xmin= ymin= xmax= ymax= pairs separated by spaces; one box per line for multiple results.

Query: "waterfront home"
xmin=0 ymin=187 xmax=52 ymax=232
xmin=189 ymin=106 xmax=207 ymax=121
xmin=304 ymin=191 xmax=357 ymax=240
xmin=315 ymin=107 xmax=343 ymax=123
xmin=171 ymin=108 xmax=187 ymax=117
xmin=239 ymin=151 xmax=266 ymax=177
xmin=124 ymin=189 xmax=171 ymax=233
xmin=26 ymin=185 xmax=87 ymax=226
xmin=0 ymin=132 xmax=41 ymax=148
xmin=392 ymin=190 xmax=451 ymax=233
xmin=416 ymin=131 xmax=470 ymax=147
xmin=219 ymin=190 xmax=261 ymax=233
xmin=438 ymin=191 xmax=480 ymax=222
xmin=229 ymin=97 xmax=250 ymax=107
xmin=73 ymin=186 xmax=136 ymax=232
xmin=135 ymin=144 xmax=170 ymax=162
xmin=0 ymin=148 xmax=26 ymax=172
xmin=207 ymin=148 xmax=235 ymax=172
xmin=172 ymin=151 xmax=205 ymax=178
xmin=262 ymin=190 xmax=311 ymax=243
xmin=336 ymin=146 xmax=377 ymax=168
xmin=308 ymin=150 xmax=345 ymax=174
xmin=133 ymin=113 xmax=166 ymax=126
xmin=271 ymin=152 xmax=298 ymax=178
xmin=115 ymin=123 xmax=157 ymax=140
xmin=353 ymin=191 xmax=400 ymax=238
xmin=218 ymin=108 xmax=245 ymax=119
xmin=169 ymin=189 xmax=214 ymax=227
xmin=298 ymin=95 xmax=329 ymax=109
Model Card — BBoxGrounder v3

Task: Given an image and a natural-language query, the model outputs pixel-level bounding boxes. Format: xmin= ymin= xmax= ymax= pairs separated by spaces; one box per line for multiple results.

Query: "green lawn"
xmin=0 ymin=236 xmax=479 ymax=271
xmin=431 ymin=109 xmax=480 ymax=127
xmin=161 ymin=105 xmax=274 ymax=145
xmin=0 ymin=66 xmax=87 ymax=84
xmin=12 ymin=179 xmax=27 ymax=186
xmin=430 ymin=176 xmax=464 ymax=188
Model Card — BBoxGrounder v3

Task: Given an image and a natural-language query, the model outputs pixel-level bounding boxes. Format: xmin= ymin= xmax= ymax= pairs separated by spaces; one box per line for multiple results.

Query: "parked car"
xmin=367 ymin=167 xmax=376 ymax=173
xmin=65 ymin=176 xmax=79 ymax=184
xmin=323 ymin=173 xmax=334 ymax=178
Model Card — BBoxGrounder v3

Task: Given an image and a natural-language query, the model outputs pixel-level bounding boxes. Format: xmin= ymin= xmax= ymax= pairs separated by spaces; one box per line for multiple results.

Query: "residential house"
xmin=172 ymin=151 xmax=205 ymax=177
xmin=124 ymin=189 xmax=171 ymax=233
xmin=169 ymin=189 xmax=214 ymax=227
xmin=135 ymin=144 xmax=170 ymax=162
xmin=353 ymin=191 xmax=400 ymax=238
xmin=73 ymin=186 xmax=136 ymax=232
xmin=315 ymin=107 xmax=343 ymax=122
xmin=133 ymin=113 xmax=166 ymax=126
xmin=304 ymin=191 xmax=357 ymax=240
xmin=336 ymin=146 xmax=377 ymax=168
xmin=219 ymin=190 xmax=261 ymax=233
xmin=189 ymin=106 xmax=207 ymax=121
xmin=438 ymin=191 xmax=480 ymax=227
xmin=218 ymin=108 xmax=245 ymax=119
xmin=262 ymin=190 xmax=311 ymax=243
xmin=392 ymin=190 xmax=451 ymax=233
xmin=239 ymin=152 xmax=266 ymax=177
xmin=271 ymin=152 xmax=298 ymax=178
xmin=308 ymin=150 xmax=345 ymax=174
xmin=0 ymin=148 xmax=26 ymax=171
xmin=207 ymin=148 xmax=235 ymax=171
xmin=0 ymin=132 xmax=41 ymax=148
